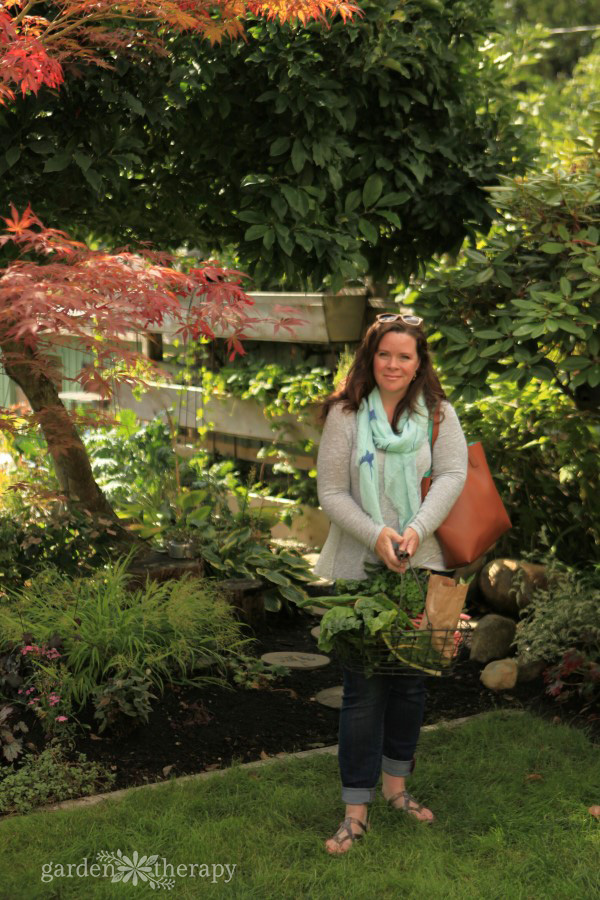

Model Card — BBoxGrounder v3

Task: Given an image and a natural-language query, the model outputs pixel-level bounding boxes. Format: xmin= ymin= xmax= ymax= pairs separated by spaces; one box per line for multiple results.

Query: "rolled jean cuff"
xmin=382 ymin=755 xmax=415 ymax=777
xmin=341 ymin=786 xmax=377 ymax=805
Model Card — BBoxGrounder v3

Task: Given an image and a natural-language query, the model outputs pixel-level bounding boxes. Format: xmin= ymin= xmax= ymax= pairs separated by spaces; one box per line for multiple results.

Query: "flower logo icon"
xmin=96 ymin=850 xmax=175 ymax=889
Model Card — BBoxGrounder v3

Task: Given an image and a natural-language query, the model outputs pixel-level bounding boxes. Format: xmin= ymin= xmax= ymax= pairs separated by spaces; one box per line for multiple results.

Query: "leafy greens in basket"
xmin=308 ymin=564 xmax=441 ymax=675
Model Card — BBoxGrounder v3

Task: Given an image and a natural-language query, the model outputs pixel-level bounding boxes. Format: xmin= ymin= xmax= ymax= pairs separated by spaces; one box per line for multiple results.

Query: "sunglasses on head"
xmin=375 ymin=313 xmax=423 ymax=327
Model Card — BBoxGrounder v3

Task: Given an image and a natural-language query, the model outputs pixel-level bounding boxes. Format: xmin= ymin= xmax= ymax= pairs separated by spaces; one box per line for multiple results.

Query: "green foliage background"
xmin=0 ymin=0 xmax=529 ymax=289
xmin=416 ymin=156 xmax=600 ymax=411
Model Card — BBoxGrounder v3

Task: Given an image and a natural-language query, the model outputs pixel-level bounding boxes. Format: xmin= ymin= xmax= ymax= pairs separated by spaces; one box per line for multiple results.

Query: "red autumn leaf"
xmin=0 ymin=0 xmax=361 ymax=101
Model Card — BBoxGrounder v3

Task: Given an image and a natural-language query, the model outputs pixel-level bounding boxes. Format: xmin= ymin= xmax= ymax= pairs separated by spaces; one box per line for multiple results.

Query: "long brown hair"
xmin=321 ymin=320 xmax=446 ymax=431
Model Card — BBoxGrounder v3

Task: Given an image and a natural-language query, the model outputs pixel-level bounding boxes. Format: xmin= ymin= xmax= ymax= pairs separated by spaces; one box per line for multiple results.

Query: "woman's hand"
xmin=374 ymin=526 xmax=420 ymax=573
xmin=375 ymin=526 xmax=404 ymax=572
xmin=397 ymin=526 xmax=420 ymax=560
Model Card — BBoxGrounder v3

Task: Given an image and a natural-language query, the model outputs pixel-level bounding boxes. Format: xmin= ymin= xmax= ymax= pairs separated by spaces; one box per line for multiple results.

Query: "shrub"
xmin=417 ymin=152 xmax=600 ymax=411
xmin=0 ymin=744 xmax=115 ymax=815
xmin=83 ymin=410 xmax=178 ymax=506
xmin=454 ymin=379 xmax=599 ymax=564
xmin=515 ymin=559 xmax=600 ymax=704
xmin=0 ymin=488 xmax=124 ymax=590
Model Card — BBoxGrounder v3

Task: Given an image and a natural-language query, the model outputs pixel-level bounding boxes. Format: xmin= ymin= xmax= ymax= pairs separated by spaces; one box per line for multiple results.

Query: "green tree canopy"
xmin=1 ymin=0 xmax=530 ymax=289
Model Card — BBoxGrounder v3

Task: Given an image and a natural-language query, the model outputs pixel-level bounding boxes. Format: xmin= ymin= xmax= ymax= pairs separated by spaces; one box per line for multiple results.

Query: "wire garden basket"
xmin=335 ymin=623 xmax=466 ymax=677
xmin=331 ymin=563 xmax=467 ymax=678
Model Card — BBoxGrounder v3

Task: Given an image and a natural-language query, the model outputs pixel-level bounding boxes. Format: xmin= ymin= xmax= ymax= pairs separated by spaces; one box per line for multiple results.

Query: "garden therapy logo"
xmin=98 ymin=851 xmax=174 ymax=889
xmin=40 ymin=852 xmax=236 ymax=887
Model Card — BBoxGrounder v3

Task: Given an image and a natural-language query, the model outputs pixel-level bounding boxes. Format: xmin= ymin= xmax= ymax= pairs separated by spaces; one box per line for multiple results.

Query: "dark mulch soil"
xmin=17 ymin=609 xmax=599 ymax=792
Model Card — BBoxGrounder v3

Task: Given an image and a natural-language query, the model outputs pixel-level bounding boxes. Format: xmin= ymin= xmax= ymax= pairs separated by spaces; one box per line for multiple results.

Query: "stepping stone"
xmin=261 ymin=651 xmax=330 ymax=670
xmin=315 ymin=686 xmax=343 ymax=709
xmin=309 ymin=606 xmax=328 ymax=617
xmin=310 ymin=626 xmax=321 ymax=640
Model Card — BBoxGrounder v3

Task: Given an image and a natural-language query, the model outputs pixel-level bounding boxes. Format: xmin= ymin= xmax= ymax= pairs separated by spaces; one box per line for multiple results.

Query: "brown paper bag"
xmin=418 ymin=575 xmax=469 ymax=660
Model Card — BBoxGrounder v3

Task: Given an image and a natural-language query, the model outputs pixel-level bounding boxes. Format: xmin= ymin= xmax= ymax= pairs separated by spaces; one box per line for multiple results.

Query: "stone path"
xmin=261 ymin=651 xmax=330 ymax=669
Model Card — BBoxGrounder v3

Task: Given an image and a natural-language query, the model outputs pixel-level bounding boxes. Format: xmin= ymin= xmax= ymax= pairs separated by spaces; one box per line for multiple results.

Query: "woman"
xmin=314 ymin=313 xmax=468 ymax=855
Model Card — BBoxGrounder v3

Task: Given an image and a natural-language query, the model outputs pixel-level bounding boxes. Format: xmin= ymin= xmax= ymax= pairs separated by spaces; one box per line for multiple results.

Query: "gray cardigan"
xmin=313 ymin=399 xmax=468 ymax=580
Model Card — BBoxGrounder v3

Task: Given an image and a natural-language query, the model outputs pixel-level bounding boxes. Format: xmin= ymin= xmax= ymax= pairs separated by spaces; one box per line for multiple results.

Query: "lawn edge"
xmin=2 ymin=710 xmax=525 ymax=820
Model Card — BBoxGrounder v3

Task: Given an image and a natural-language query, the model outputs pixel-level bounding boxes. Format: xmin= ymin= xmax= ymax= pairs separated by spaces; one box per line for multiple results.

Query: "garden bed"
xmin=16 ymin=609 xmax=598 ymax=794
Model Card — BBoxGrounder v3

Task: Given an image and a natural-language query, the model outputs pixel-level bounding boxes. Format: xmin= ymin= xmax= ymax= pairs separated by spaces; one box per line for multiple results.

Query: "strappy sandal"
xmin=383 ymin=790 xmax=435 ymax=823
xmin=325 ymin=816 xmax=369 ymax=855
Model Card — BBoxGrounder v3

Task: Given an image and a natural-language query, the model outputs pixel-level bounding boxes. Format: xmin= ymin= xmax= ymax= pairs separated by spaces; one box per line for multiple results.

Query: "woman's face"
xmin=372 ymin=330 xmax=420 ymax=401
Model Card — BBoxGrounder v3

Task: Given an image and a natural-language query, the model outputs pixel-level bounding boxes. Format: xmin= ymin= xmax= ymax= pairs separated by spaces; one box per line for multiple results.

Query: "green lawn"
xmin=1 ymin=711 xmax=598 ymax=899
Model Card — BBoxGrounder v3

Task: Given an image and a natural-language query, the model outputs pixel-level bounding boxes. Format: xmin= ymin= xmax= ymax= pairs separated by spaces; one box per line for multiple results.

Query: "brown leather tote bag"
xmin=421 ymin=408 xmax=512 ymax=568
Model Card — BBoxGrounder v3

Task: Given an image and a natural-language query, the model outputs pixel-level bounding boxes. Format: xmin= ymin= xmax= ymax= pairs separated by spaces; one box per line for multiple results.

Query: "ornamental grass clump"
xmin=0 ymin=558 xmax=250 ymax=722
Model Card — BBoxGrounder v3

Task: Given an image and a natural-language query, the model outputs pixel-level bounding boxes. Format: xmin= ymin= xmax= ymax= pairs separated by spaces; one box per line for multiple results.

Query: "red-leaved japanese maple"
xmin=0 ymin=205 xmax=304 ymax=519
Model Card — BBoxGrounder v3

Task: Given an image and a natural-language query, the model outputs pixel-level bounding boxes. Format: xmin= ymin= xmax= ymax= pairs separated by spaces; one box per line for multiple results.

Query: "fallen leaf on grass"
xmin=525 ymin=774 xmax=543 ymax=782
xmin=588 ymin=806 xmax=600 ymax=818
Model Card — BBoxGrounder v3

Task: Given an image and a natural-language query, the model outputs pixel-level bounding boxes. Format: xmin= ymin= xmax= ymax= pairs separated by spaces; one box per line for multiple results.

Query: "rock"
xmin=469 ymin=614 xmax=516 ymax=664
xmin=479 ymin=559 xmax=548 ymax=617
xmin=517 ymin=656 xmax=547 ymax=683
xmin=315 ymin=686 xmax=343 ymax=709
xmin=480 ymin=659 xmax=518 ymax=691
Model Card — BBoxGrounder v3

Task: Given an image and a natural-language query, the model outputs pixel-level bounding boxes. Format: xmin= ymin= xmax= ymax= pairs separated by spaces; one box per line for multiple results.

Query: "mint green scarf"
xmin=356 ymin=388 xmax=429 ymax=531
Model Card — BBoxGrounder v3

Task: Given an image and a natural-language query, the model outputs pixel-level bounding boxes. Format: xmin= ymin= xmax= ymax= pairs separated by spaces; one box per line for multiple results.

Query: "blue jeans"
xmin=338 ymin=668 xmax=426 ymax=804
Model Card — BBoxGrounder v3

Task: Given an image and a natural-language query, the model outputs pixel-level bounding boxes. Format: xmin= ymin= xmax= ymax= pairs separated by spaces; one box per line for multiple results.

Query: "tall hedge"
xmin=0 ymin=0 xmax=530 ymax=287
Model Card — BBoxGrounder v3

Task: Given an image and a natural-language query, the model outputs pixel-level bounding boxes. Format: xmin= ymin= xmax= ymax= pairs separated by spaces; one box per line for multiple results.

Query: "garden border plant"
xmin=0 ymin=558 xmax=253 ymax=736
xmin=515 ymin=553 xmax=600 ymax=709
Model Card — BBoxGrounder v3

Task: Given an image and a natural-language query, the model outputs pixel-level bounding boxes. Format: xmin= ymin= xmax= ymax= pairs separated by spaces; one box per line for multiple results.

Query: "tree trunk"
xmin=2 ymin=340 xmax=128 ymax=527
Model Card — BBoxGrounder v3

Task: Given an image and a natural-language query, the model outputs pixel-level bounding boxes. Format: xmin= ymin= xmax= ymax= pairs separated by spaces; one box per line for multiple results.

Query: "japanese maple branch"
xmin=11 ymin=0 xmax=43 ymax=28
xmin=42 ymin=14 xmax=127 ymax=44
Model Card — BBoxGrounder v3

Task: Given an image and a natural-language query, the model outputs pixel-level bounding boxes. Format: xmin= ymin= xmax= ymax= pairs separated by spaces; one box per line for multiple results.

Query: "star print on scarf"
xmin=359 ymin=450 xmax=375 ymax=476
xmin=356 ymin=387 xmax=428 ymax=528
